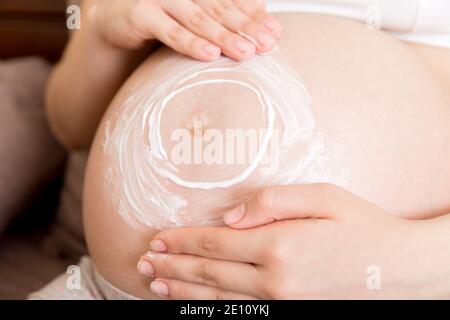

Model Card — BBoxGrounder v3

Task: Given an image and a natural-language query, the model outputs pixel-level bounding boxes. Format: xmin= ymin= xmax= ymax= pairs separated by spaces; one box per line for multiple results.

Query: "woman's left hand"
xmin=137 ymin=184 xmax=447 ymax=299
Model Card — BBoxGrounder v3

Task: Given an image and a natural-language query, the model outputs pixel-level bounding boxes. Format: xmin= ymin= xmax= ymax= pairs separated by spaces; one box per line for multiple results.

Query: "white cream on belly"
xmin=103 ymin=50 xmax=349 ymax=229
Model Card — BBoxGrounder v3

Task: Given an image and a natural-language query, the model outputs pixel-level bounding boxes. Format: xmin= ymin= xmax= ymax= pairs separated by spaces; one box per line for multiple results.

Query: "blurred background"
xmin=0 ymin=0 xmax=67 ymax=61
xmin=0 ymin=0 xmax=85 ymax=299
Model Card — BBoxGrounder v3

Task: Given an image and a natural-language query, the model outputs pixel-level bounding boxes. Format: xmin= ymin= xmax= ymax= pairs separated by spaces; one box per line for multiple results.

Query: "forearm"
xmin=46 ymin=20 xmax=155 ymax=150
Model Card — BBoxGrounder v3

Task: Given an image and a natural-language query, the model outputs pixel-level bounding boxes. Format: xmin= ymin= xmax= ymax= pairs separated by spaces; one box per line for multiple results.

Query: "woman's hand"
xmin=137 ymin=184 xmax=450 ymax=299
xmin=86 ymin=0 xmax=282 ymax=61
xmin=47 ymin=0 xmax=281 ymax=150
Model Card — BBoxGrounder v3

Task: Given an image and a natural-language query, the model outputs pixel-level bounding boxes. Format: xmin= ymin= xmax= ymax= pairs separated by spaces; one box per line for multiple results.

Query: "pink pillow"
xmin=0 ymin=57 xmax=65 ymax=233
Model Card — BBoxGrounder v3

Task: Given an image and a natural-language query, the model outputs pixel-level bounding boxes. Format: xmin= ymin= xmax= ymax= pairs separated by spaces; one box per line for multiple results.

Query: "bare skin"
xmin=82 ymin=14 xmax=450 ymax=299
xmin=45 ymin=0 xmax=280 ymax=149
xmin=143 ymin=185 xmax=450 ymax=299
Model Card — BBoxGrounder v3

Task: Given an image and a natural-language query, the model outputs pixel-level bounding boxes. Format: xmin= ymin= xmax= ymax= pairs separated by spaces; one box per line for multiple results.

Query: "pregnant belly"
xmin=83 ymin=13 xmax=450 ymax=299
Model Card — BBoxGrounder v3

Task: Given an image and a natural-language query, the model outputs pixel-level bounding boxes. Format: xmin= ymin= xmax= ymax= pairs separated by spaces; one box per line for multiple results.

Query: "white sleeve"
xmin=413 ymin=0 xmax=450 ymax=33
xmin=394 ymin=0 xmax=450 ymax=48
xmin=266 ymin=0 xmax=421 ymax=32
xmin=266 ymin=0 xmax=450 ymax=48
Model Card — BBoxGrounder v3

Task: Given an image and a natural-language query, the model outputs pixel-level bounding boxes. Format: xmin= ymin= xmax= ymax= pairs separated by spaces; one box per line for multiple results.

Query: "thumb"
xmin=223 ymin=184 xmax=354 ymax=229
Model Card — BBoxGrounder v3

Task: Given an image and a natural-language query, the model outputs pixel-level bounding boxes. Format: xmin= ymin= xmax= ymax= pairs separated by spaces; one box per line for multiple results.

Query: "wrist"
xmin=84 ymin=0 xmax=156 ymax=54
xmin=69 ymin=3 xmax=155 ymax=82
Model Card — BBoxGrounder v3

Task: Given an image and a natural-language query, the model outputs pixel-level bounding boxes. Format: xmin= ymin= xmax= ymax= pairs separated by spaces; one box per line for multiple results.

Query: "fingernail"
xmin=137 ymin=259 xmax=154 ymax=277
xmin=145 ymin=251 xmax=169 ymax=261
xmin=150 ymin=239 xmax=167 ymax=252
xmin=223 ymin=204 xmax=246 ymax=225
xmin=257 ymin=32 xmax=275 ymax=47
xmin=265 ymin=20 xmax=282 ymax=32
xmin=204 ymin=44 xmax=221 ymax=57
xmin=150 ymin=280 xmax=169 ymax=297
xmin=235 ymin=39 xmax=253 ymax=53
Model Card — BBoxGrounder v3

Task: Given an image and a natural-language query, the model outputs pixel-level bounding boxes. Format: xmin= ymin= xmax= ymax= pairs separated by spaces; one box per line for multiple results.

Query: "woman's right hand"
xmin=84 ymin=0 xmax=282 ymax=61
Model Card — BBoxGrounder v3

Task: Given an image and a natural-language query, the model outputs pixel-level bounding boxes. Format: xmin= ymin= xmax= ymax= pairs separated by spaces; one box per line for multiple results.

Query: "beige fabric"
xmin=43 ymin=152 xmax=88 ymax=260
xmin=0 ymin=233 xmax=73 ymax=300
xmin=28 ymin=256 xmax=139 ymax=300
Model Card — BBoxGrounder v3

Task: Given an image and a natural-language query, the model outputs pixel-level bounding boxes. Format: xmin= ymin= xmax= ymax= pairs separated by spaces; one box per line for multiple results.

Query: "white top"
xmin=266 ymin=0 xmax=450 ymax=48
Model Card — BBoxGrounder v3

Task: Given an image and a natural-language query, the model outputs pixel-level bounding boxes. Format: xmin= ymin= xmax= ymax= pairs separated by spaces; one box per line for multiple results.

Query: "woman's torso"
xmin=83 ymin=13 xmax=450 ymax=299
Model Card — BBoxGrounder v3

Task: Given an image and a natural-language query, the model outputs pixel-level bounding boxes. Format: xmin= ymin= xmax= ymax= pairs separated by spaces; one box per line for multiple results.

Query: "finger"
xmin=194 ymin=0 xmax=276 ymax=52
xmin=150 ymin=226 xmax=265 ymax=263
xmin=233 ymin=0 xmax=283 ymax=37
xmin=147 ymin=8 xmax=222 ymax=61
xmin=163 ymin=0 xmax=256 ymax=60
xmin=223 ymin=184 xmax=370 ymax=228
xmin=139 ymin=251 xmax=261 ymax=295
xmin=149 ymin=278 xmax=257 ymax=300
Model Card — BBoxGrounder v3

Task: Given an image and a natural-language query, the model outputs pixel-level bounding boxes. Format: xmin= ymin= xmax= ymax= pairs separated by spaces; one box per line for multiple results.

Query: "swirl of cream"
xmin=103 ymin=51 xmax=321 ymax=229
